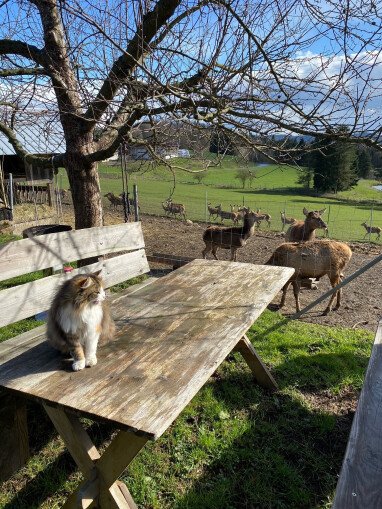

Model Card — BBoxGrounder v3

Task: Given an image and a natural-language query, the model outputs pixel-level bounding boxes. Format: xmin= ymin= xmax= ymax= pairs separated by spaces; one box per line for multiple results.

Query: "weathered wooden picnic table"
xmin=0 ymin=257 xmax=293 ymax=508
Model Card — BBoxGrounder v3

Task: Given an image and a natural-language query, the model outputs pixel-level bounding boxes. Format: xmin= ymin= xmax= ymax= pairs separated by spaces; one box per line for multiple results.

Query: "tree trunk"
xmin=66 ymin=156 xmax=103 ymax=230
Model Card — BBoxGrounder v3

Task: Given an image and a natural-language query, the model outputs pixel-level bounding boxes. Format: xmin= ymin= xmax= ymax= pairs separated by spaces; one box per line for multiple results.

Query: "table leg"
xmin=233 ymin=334 xmax=278 ymax=390
xmin=43 ymin=404 xmax=147 ymax=509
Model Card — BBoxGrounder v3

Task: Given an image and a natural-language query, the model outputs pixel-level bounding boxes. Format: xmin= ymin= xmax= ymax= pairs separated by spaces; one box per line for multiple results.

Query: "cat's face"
xmin=71 ymin=271 xmax=106 ymax=307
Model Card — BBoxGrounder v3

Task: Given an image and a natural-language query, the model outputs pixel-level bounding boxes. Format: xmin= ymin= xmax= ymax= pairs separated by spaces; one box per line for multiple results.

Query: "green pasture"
xmin=57 ymin=158 xmax=382 ymax=243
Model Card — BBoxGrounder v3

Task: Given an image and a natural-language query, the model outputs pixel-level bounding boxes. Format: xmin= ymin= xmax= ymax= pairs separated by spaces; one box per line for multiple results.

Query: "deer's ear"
xmin=303 ymin=207 xmax=309 ymax=216
xmin=318 ymin=208 xmax=326 ymax=215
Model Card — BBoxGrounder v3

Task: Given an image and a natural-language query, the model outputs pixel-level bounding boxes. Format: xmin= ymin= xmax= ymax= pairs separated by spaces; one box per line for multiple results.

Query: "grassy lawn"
xmin=0 ymin=309 xmax=373 ymax=508
xmin=58 ymin=158 xmax=382 ymax=244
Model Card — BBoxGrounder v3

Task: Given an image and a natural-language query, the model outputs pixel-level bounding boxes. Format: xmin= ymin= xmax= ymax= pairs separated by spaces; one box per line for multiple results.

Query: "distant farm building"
xmin=0 ymin=110 xmax=66 ymax=209
xmin=128 ymin=144 xmax=185 ymax=161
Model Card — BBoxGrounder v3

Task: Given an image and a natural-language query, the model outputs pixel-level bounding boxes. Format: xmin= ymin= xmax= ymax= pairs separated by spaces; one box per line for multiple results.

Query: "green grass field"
xmin=59 ymin=157 xmax=382 ymax=244
xmin=0 ymin=309 xmax=373 ymax=508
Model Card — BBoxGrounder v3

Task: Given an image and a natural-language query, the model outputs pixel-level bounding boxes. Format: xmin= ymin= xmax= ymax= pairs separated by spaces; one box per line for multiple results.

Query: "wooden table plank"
xmin=0 ymin=260 xmax=293 ymax=439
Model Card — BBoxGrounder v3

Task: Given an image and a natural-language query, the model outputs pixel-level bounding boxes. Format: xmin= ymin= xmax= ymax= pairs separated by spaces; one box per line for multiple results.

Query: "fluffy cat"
xmin=47 ymin=270 xmax=115 ymax=371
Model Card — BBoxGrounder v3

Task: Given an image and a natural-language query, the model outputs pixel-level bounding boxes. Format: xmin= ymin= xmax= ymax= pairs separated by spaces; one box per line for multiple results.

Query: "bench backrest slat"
xmin=0 ymin=249 xmax=149 ymax=328
xmin=0 ymin=222 xmax=145 ymax=282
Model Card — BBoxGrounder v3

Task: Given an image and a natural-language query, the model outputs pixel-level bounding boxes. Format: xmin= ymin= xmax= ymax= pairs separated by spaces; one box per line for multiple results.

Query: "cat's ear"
xmin=78 ymin=277 xmax=93 ymax=289
xmin=93 ymin=269 xmax=102 ymax=278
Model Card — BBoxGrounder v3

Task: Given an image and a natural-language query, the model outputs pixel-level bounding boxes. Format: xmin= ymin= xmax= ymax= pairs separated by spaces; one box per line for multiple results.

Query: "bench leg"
xmin=0 ymin=390 xmax=29 ymax=481
xmin=43 ymin=404 xmax=147 ymax=509
xmin=233 ymin=334 xmax=278 ymax=391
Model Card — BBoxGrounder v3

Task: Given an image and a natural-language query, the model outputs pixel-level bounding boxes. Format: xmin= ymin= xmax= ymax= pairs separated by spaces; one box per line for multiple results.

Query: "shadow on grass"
xmin=171 ymin=369 xmax=353 ymax=509
xmin=2 ymin=419 xmax=115 ymax=509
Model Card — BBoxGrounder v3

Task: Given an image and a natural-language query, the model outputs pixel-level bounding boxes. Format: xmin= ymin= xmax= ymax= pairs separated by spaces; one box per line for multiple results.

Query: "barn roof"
xmin=0 ymin=111 xmax=66 ymax=156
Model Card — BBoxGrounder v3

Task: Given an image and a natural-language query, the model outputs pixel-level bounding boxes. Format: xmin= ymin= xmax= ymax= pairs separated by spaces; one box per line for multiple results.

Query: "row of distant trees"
xmin=210 ymin=126 xmax=381 ymax=194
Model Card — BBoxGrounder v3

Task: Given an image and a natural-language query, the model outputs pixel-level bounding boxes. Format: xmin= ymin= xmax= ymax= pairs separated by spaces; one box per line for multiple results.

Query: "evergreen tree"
xmin=357 ymin=147 xmax=374 ymax=178
xmin=312 ymin=127 xmax=358 ymax=193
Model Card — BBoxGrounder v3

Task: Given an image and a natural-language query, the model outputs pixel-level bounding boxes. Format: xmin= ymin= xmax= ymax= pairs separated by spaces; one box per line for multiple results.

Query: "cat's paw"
xmin=72 ymin=359 xmax=86 ymax=371
xmin=85 ymin=356 xmax=97 ymax=367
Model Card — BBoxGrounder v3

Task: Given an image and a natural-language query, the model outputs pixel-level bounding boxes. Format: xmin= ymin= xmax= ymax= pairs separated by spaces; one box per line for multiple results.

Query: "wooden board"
xmin=0 ymin=250 xmax=149 ymax=327
xmin=332 ymin=319 xmax=382 ymax=509
xmin=147 ymin=253 xmax=195 ymax=268
xmin=0 ymin=222 xmax=145 ymax=281
xmin=0 ymin=260 xmax=293 ymax=440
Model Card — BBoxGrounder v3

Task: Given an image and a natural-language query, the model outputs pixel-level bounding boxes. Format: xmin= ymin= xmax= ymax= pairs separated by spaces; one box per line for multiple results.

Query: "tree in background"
xmin=192 ymin=170 xmax=208 ymax=184
xmin=356 ymin=147 xmax=374 ymax=179
xmin=312 ymin=128 xmax=358 ymax=193
xmin=209 ymin=129 xmax=235 ymax=156
xmin=1 ymin=1 xmax=382 ymax=228
xmin=235 ymin=167 xmax=255 ymax=188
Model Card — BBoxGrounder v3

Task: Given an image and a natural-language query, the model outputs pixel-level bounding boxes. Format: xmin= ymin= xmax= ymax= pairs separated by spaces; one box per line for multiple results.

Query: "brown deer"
xmin=104 ymin=192 xmax=123 ymax=209
xmin=202 ymin=210 xmax=257 ymax=261
xmin=216 ymin=204 xmax=239 ymax=224
xmin=162 ymin=199 xmax=186 ymax=220
xmin=280 ymin=211 xmax=297 ymax=231
xmin=285 ymin=207 xmax=327 ymax=241
xmin=361 ymin=222 xmax=381 ymax=241
xmin=207 ymin=203 xmax=221 ymax=221
xmin=266 ymin=239 xmax=352 ymax=315
xmin=255 ymin=209 xmax=272 ymax=227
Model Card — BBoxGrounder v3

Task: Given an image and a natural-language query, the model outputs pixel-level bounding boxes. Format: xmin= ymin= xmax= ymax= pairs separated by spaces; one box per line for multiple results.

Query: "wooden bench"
xmin=0 ymin=222 xmax=152 ymax=481
xmin=332 ymin=318 xmax=382 ymax=509
xmin=0 ymin=222 xmax=294 ymax=507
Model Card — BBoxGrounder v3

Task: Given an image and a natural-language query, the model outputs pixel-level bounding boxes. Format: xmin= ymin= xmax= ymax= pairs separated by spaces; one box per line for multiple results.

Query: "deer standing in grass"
xmin=255 ymin=209 xmax=272 ymax=227
xmin=280 ymin=211 xmax=297 ymax=231
xmin=202 ymin=209 xmax=257 ymax=261
xmin=207 ymin=203 xmax=221 ymax=221
xmin=285 ymin=207 xmax=327 ymax=241
xmin=361 ymin=222 xmax=381 ymax=241
xmin=266 ymin=239 xmax=352 ymax=315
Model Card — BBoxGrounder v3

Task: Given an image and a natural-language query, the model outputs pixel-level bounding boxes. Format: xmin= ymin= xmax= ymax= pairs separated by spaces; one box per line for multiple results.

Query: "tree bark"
xmin=66 ymin=156 xmax=103 ymax=230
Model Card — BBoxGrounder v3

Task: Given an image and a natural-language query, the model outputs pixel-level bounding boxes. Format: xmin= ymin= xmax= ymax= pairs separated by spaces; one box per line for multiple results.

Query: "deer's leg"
xmin=323 ymin=274 xmax=341 ymax=315
xmin=202 ymin=243 xmax=211 ymax=259
xmin=292 ymin=280 xmax=301 ymax=312
xmin=230 ymin=247 xmax=237 ymax=261
xmin=211 ymin=245 xmax=219 ymax=260
xmin=279 ymin=281 xmax=291 ymax=308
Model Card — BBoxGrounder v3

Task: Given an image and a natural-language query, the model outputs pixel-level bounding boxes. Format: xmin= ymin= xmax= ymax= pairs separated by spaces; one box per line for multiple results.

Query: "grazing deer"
xmin=361 ymin=222 xmax=381 ymax=240
xmin=207 ymin=203 xmax=221 ymax=220
xmin=202 ymin=210 xmax=257 ymax=261
xmin=255 ymin=209 xmax=272 ymax=227
xmin=266 ymin=239 xmax=352 ymax=315
xmin=162 ymin=199 xmax=186 ymax=220
xmin=285 ymin=207 xmax=327 ymax=242
xmin=280 ymin=211 xmax=297 ymax=231
xmin=216 ymin=204 xmax=239 ymax=224
xmin=118 ymin=193 xmax=141 ymax=211
xmin=104 ymin=192 xmax=123 ymax=209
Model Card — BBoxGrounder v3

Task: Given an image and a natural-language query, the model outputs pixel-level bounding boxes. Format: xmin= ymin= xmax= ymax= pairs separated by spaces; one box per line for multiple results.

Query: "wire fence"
xmin=4 ymin=176 xmax=382 ymax=245
xmin=127 ymin=192 xmax=382 ymax=245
